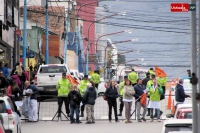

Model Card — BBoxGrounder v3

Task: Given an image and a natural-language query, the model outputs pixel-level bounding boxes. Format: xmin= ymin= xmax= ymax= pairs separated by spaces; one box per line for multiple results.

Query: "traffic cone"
xmin=167 ymin=79 xmax=174 ymax=109
xmin=167 ymin=91 xmax=172 ymax=109
xmin=171 ymin=100 xmax=175 ymax=115
xmin=175 ymin=78 xmax=179 ymax=85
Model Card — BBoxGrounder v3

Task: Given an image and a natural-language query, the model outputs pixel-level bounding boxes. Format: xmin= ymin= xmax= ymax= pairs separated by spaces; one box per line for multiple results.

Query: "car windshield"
xmin=165 ymin=124 xmax=192 ymax=133
xmin=39 ymin=66 xmax=67 ymax=73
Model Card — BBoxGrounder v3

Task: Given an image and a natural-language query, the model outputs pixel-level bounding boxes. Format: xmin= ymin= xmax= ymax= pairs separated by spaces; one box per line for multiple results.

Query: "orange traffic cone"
xmin=167 ymin=79 xmax=174 ymax=109
xmin=167 ymin=91 xmax=172 ymax=109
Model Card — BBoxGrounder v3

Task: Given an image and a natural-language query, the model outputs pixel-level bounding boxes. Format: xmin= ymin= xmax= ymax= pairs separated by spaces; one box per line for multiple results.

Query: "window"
xmin=40 ymin=66 xmax=67 ymax=73
xmin=165 ymin=125 xmax=192 ymax=133
xmin=7 ymin=98 xmax=15 ymax=112
xmin=0 ymin=101 xmax=7 ymax=113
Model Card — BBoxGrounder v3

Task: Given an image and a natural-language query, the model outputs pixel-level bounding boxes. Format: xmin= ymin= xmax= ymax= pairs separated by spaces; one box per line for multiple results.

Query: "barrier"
xmin=36 ymin=93 xmax=185 ymax=121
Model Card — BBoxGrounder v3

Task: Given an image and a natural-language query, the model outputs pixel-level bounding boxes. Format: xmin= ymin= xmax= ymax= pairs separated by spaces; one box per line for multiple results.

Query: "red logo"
xmin=171 ymin=3 xmax=189 ymax=12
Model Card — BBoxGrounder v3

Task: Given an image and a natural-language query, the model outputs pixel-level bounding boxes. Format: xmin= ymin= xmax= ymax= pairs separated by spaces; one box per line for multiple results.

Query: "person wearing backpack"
xmin=68 ymin=84 xmax=82 ymax=124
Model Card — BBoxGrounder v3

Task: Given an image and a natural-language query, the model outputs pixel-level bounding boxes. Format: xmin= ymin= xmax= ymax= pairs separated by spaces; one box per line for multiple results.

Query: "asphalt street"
xmin=21 ymin=120 xmax=164 ymax=133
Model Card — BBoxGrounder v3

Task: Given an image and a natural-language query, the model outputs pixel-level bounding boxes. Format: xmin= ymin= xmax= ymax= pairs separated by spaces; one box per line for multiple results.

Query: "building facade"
xmin=0 ymin=0 xmax=20 ymax=69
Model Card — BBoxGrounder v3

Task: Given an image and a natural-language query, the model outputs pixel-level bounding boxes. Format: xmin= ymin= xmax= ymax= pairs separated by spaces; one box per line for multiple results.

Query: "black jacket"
xmin=83 ymin=87 xmax=97 ymax=105
xmin=68 ymin=90 xmax=81 ymax=106
xmin=133 ymin=84 xmax=146 ymax=102
xmin=142 ymin=77 xmax=150 ymax=87
xmin=0 ymin=77 xmax=8 ymax=88
xmin=175 ymin=84 xmax=190 ymax=102
xmin=12 ymin=87 xmax=22 ymax=101
xmin=105 ymin=86 xmax=119 ymax=101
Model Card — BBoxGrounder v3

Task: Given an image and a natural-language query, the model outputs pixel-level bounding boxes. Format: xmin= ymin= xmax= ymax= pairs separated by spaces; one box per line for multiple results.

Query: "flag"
xmin=155 ymin=66 xmax=167 ymax=77
xmin=67 ymin=74 xmax=79 ymax=85
xmin=140 ymin=93 xmax=147 ymax=106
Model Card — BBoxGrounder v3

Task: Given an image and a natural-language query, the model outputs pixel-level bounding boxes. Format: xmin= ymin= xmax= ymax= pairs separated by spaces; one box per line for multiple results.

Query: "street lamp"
xmin=85 ymin=12 xmax=127 ymax=75
xmin=94 ymin=30 xmax=132 ymax=70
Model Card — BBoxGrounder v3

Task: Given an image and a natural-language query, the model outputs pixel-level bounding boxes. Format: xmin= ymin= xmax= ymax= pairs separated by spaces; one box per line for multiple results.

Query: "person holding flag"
xmin=134 ymin=78 xmax=147 ymax=122
xmin=78 ymin=75 xmax=89 ymax=117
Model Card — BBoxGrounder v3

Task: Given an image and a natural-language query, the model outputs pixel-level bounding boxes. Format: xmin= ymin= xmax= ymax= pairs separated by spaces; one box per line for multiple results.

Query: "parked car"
xmin=166 ymin=104 xmax=192 ymax=119
xmin=161 ymin=119 xmax=192 ymax=133
xmin=35 ymin=64 xmax=70 ymax=95
xmin=0 ymin=96 xmax=21 ymax=133
xmin=176 ymin=108 xmax=192 ymax=119
xmin=97 ymin=78 xmax=107 ymax=96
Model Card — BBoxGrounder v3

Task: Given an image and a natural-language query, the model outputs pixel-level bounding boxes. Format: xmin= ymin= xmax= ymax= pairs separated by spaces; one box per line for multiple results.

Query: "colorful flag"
xmin=140 ymin=93 xmax=147 ymax=106
xmin=155 ymin=66 xmax=167 ymax=77
xmin=67 ymin=74 xmax=79 ymax=85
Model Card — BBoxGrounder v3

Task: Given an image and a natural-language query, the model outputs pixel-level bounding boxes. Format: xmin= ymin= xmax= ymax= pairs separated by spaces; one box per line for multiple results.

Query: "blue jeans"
xmin=150 ymin=108 xmax=160 ymax=119
xmin=70 ymin=105 xmax=80 ymax=122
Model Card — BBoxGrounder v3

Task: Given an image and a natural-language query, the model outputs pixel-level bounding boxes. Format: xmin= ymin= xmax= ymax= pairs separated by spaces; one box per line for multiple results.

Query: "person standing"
xmin=68 ymin=84 xmax=82 ymax=124
xmin=146 ymin=74 xmax=156 ymax=116
xmin=128 ymin=69 xmax=138 ymax=86
xmin=78 ymin=75 xmax=89 ymax=117
xmin=6 ymin=80 xmax=22 ymax=101
xmin=142 ymin=72 xmax=150 ymax=88
xmin=24 ymin=81 xmax=38 ymax=122
xmin=147 ymin=79 xmax=163 ymax=122
xmin=117 ymin=75 xmax=128 ymax=116
xmin=4 ymin=63 xmax=11 ymax=78
xmin=175 ymin=79 xmax=191 ymax=104
xmin=134 ymin=78 xmax=147 ymax=122
xmin=123 ymin=79 xmax=135 ymax=123
xmin=91 ymin=70 xmax=100 ymax=89
xmin=0 ymin=62 xmax=9 ymax=78
xmin=83 ymin=83 xmax=97 ymax=124
xmin=56 ymin=72 xmax=71 ymax=117
xmin=105 ymin=81 xmax=120 ymax=122
xmin=149 ymin=68 xmax=155 ymax=77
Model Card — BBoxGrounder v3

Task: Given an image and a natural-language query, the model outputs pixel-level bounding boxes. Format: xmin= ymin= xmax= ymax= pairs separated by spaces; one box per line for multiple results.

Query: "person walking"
xmin=105 ymin=80 xmax=120 ymax=122
xmin=24 ymin=81 xmax=38 ymax=122
xmin=128 ymin=69 xmax=138 ymax=86
xmin=123 ymin=79 xmax=135 ymax=123
xmin=117 ymin=75 xmax=128 ymax=116
xmin=56 ymin=72 xmax=71 ymax=117
xmin=91 ymin=70 xmax=100 ymax=89
xmin=147 ymin=79 xmax=163 ymax=122
xmin=175 ymin=79 xmax=191 ymax=104
xmin=78 ymin=75 xmax=89 ymax=117
xmin=83 ymin=83 xmax=97 ymax=124
xmin=134 ymin=78 xmax=147 ymax=122
xmin=68 ymin=84 xmax=82 ymax=124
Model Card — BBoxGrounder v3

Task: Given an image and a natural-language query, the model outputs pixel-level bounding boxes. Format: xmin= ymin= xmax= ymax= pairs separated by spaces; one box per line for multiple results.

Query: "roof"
xmin=163 ymin=119 xmax=192 ymax=125
xmin=20 ymin=6 xmax=65 ymax=35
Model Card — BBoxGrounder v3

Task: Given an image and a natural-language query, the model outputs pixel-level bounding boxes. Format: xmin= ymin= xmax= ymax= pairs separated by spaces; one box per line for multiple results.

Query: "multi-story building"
xmin=0 ymin=0 xmax=20 ymax=69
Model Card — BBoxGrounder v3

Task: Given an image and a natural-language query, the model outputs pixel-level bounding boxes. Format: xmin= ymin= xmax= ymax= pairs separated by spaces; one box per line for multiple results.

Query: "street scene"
xmin=0 ymin=0 xmax=199 ymax=133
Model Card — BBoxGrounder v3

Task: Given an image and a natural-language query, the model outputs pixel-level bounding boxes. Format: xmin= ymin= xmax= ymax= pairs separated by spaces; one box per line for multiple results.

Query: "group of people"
xmin=0 ymin=61 xmax=39 ymax=122
xmin=55 ymin=67 xmax=168 ymax=124
xmin=56 ymin=70 xmax=100 ymax=124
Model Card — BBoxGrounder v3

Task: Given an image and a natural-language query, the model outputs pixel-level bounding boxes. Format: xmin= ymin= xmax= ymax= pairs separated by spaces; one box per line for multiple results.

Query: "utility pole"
xmin=198 ymin=0 xmax=200 ymax=131
xmin=45 ymin=0 xmax=49 ymax=64
xmin=64 ymin=7 xmax=69 ymax=64
xmin=23 ymin=0 xmax=27 ymax=67
xmin=190 ymin=0 xmax=198 ymax=133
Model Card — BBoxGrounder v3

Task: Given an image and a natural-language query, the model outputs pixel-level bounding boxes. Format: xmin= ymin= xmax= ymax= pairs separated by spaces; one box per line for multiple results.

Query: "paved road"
xmin=21 ymin=120 xmax=164 ymax=133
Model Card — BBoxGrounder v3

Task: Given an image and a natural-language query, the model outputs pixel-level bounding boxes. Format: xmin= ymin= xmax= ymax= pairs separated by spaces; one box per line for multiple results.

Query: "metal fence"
xmin=35 ymin=92 xmax=190 ymax=121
